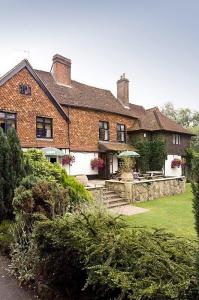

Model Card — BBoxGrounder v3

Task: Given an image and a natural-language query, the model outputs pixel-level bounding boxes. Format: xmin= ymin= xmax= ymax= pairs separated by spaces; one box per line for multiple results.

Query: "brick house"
xmin=0 ymin=54 xmax=193 ymax=178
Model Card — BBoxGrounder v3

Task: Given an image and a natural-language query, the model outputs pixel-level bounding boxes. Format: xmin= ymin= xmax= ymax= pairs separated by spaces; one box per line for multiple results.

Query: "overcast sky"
xmin=0 ymin=0 xmax=199 ymax=110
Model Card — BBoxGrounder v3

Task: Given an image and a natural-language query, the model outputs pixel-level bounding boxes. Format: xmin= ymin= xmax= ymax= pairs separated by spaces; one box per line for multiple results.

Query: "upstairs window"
xmin=0 ymin=111 xmax=16 ymax=134
xmin=36 ymin=117 xmax=52 ymax=139
xmin=99 ymin=121 xmax=109 ymax=141
xmin=117 ymin=124 xmax=126 ymax=142
xmin=19 ymin=84 xmax=31 ymax=96
xmin=173 ymin=134 xmax=181 ymax=145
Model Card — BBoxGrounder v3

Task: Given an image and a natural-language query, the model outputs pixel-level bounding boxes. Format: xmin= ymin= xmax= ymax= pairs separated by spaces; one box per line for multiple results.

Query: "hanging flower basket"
xmin=62 ymin=154 xmax=75 ymax=166
xmin=171 ymin=158 xmax=185 ymax=168
xmin=91 ymin=158 xmax=105 ymax=170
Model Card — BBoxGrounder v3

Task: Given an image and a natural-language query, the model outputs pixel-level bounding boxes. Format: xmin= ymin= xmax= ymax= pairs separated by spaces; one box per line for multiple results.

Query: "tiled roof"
xmin=35 ymin=70 xmax=138 ymax=118
xmin=128 ymin=107 xmax=193 ymax=135
xmin=99 ymin=142 xmax=136 ymax=152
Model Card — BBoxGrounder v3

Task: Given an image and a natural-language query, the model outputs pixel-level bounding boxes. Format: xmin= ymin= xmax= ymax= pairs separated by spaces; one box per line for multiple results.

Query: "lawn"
xmin=124 ymin=184 xmax=196 ymax=239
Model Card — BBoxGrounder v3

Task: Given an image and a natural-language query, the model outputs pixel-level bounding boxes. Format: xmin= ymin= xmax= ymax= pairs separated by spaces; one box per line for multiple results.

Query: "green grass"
xmin=124 ymin=184 xmax=196 ymax=239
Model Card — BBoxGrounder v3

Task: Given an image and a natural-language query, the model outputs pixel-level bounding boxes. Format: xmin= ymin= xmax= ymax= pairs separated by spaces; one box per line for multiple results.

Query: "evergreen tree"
xmin=192 ymin=156 xmax=199 ymax=284
xmin=150 ymin=137 xmax=167 ymax=171
xmin=6 ymin=128 xmax=25 ymax=218
xmin=0 ymin=128 xmax=10 ymax=221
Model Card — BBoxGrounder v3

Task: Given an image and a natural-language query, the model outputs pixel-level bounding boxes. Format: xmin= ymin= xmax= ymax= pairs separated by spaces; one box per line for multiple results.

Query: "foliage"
xmin=23 ymin=149 xmax=64 ymax=183
xmin=191 ymin=155 xmax=199 ymax=287
xmin=119 ymin=156 xmax=135 ymax=173
xmin=23 ymin=149 xmax=92 ymax=204
xmin=133 ymin=136 xmax=166 ymax=172
xmin=186 ymin=147 xmax=195 ymax=181
xmin=9 ymin=221 xmax=39 ymax=285
xmin=149 ymin=137 xmax=167 ymax=171
xmin=0 ymin=128 xmax=10 ymax=220
xmin=91 ymin=158 xmax=105 ymax=170
xmin=0 ymin=128 xmax=25 ymax=220
xmin=161 ymin=102 xmax=199 ymax=152
xmin=13 ymin=175 xmax=70 ymax=222
xmin=34 ymin=208 xmax=197 ymax=300
xmin=0 ymin=220 xmax=14 ymax=255
xmin=61 ymin=173 xmax=93 ymax=205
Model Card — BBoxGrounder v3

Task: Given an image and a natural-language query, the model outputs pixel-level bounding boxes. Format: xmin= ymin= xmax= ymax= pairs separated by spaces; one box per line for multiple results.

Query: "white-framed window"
xmin=173 ymin=134 xmax=181 ymax=145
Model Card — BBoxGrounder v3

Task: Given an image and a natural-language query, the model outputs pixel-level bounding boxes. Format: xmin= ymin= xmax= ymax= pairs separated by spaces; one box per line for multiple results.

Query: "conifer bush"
xmin=34 ymin=208 xmax=197 ymax=300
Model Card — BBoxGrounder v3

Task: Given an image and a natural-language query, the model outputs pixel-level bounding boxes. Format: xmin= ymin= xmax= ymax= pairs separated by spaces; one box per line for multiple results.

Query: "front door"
xmin=98 ymin=153 xmax=110 ymax=179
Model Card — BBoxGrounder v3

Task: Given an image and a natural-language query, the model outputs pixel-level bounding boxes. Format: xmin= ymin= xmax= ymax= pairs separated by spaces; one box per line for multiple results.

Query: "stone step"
xmin=103 ymin=197 xmax=124 ymax=204
xmin=108 ymin=201 xmax=129 ymax=208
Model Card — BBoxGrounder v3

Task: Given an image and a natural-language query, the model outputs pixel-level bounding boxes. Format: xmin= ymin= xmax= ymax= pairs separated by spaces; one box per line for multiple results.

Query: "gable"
xmin=0 ymin=60 xmax=70 ymax=123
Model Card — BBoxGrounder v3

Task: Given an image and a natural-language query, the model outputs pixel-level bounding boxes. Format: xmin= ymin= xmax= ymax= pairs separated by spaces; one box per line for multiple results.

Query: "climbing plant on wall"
xmin=132 ymin=136 xmax=167 ymax=173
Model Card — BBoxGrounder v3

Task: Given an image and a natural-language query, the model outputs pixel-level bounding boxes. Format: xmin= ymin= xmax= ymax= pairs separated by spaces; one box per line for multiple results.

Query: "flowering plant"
xmin=91 ymin=158 xmax=105 ymax=170
xmin=62 ymin=154 xmax=75 ymax=166
xmin=171 ymin=158 xmax=185 ymax=168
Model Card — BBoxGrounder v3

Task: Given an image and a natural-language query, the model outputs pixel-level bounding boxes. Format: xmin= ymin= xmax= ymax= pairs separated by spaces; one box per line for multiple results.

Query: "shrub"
xmin=23 ymin=149 xmax=92 ymax=205
xmin=0 ymin=220 xmax=14 ymax=255
xmin=13 ymin=176 xmax=70 ymax=222
xmin=9 ymin=221 xmax=39 ymax=285
xmin=0 ymin=128 xmax=25 ymax=220
xmin=34 ymin=208 xmax=197 ymax=300
xmin=132 ymin=137 xmax=166 ymax=173
xmin=119 ymin=156 xmax=135 ymax=173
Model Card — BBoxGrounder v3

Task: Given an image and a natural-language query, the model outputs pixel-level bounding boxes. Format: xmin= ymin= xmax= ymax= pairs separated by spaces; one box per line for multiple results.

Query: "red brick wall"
xmin=0 ymin=68 xmax=69 ymax=148
xmin=66 ymin=107 xmax=136 ymax=152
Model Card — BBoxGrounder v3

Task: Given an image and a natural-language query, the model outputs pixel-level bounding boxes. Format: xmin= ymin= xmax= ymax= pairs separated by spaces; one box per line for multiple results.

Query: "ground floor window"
xmin=36 ymin=117 xmax=53 ymax=138
xmin=0 ymin=111 xmax=16 ymax=133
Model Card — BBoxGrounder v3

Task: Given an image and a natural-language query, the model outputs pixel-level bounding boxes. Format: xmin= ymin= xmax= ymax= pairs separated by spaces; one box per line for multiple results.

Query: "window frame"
xmin=172 ymin=133 xmax=181 ymax=145
xmin=0 ymin=110 xmax=16 ymax=134
xmin=99 ymin=121 xmax=110 ymax=142
xmin=36 ymin=116 xmax=53 ymax=139
xmin=117 ymin=123 xmax=126 ymax=143
xmin=19 ymin=84 xmax=31 ymax=96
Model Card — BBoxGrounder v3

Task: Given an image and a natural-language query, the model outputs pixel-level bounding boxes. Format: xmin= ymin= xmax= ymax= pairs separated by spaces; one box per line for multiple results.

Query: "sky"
xmin=0 ymin=0 xmax=199 ymax=110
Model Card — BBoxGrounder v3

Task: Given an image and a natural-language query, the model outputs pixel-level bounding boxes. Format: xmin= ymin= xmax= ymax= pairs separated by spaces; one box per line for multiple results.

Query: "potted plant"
xmin=120 ymin=156 xmax=135 ymax=181
xmin=171 ymin=158 xmax=185 ymax=168
xmin=62 ymin=154 xmax=75 ymax=166
xmin=91 ymin=158 xmax=105 ymax=170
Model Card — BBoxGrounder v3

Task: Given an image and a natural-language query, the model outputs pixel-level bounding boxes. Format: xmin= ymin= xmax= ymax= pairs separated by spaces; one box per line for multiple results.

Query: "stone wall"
xmin=105 ymin=177 xmax=186 ymax=203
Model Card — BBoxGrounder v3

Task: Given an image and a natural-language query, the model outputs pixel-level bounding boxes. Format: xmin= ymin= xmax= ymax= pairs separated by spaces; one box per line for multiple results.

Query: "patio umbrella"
xmin=41 ymin=147 xmax=65 ymax=157
xmin=118 ymin=150 xmax=140 ymax=158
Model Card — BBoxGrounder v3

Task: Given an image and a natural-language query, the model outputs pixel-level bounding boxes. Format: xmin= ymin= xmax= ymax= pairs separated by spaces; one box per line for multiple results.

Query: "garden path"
xmin=0 ymin=256 xmax=35 ymax=300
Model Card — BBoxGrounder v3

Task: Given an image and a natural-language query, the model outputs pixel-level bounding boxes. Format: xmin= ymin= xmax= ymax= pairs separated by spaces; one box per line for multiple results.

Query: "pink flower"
xmin=91 ymin=158 xmax=105 ymax=170
xmin=62 ymin=155 xmax=75 ymax=166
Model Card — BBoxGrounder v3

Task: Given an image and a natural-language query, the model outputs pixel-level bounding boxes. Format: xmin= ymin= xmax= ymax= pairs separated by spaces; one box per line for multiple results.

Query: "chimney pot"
xmin=52 ymin=54 xmax=71 ymax=86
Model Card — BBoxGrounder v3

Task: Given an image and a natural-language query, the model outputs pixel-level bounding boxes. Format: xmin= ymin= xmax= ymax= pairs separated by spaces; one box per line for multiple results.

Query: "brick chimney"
xmin=52 ymin=54 xmax=71 ymax=86
xmin=117 ymin=73 xmax=129 ymax=107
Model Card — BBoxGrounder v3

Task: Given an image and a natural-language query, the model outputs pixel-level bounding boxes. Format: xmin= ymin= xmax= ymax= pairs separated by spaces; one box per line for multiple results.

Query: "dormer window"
xmin=19 ymin=84 xmax=31 ymax=96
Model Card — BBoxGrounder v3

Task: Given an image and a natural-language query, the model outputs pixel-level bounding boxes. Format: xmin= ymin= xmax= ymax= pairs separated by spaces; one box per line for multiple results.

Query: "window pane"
xmin=7 ymin=113 xmax=16 ymax=119
xmin=0 ymin=112 xmax=5 ymax=118
xmin=7 ymin=120 xmax=16 ymax=130
xmin=45 ymin=124 xmax=52 ymax=138
xmin=37 ymin=117 xmax=44 ymax=123
xmin=44 ymin=119 xmax=51 ymax=124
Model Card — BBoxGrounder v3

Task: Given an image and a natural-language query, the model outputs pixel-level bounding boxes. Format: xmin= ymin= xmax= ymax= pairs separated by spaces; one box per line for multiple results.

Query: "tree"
xmin=192 ymin=155 xmax=199 ymax=286
xmin=5 ymin=128 xmax=25 ymax=217
xmin=161 ymin=102 xmax=177 ymax=121
xmin=0 ymin=128 xmax=10 ymax=221
xmin=150 ymin=137 xmax=167 ymax=170
xmin=133 ymin=136 xmax=166 ymax=172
